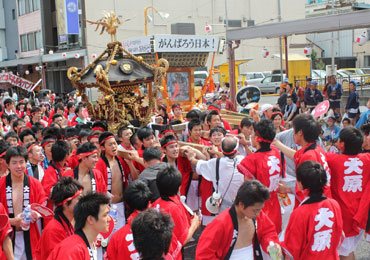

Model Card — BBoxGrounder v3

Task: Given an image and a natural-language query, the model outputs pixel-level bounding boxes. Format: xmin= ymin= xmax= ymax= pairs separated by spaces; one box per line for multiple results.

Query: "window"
xmin=18 ymin=0 xmax=40 ymax=16
xmin=21 ymin=35 xmax=28 ymax=52
xmin=27 ymin=33 xmax=35 ymax=52
xmin=32 ymin=0 xmax=40 ymax=11
xmin=35 ymin=31 xmax=42 ymax=49
xmin=364 ymin=56 xmax=370 ymax=67
xmin=26 ymin=0 xmax=32 ymax=13
xmin=263 ymin=77 xmax=272 ymax=83
xmin=272 ymin=75 xmax=282 ymax=82
xmin=18 ymin=0 xmax=26 ymax=16
xmin=12 ymin=9 xmax=16 ymax=20
xmin=20 ymin=31 xmax=42 ymax=52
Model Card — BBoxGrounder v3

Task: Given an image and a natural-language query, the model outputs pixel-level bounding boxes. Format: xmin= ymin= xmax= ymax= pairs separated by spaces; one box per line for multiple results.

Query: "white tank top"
xmin=229 ymin=244 xmax=253 ymax=260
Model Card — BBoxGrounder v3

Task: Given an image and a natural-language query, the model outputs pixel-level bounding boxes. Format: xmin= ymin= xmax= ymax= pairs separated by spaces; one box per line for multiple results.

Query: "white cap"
xmin=260 ymin=104 xmax=273 ymax=113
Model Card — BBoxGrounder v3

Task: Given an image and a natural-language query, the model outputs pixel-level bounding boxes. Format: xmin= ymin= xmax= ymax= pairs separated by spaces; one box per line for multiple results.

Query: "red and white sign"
xmin=311 ymin=100 xmax=330 ymax=118
xmin=0 ymin=73 xmax=37 ymax=92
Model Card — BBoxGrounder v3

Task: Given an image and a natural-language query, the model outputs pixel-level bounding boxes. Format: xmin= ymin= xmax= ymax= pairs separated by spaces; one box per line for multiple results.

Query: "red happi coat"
xmin=41 ymin=164 xmax=66 ymax=224
xmin=63 ymin=168 xmax=107 ymax=193
xmin=106 ymin=211 xmax=140 ymax=260
xmin=47 ymin=234 xmax=90 ymax=260
xmin=237 ymin=148 xmax=282 ymax=234
xmin=36 ymin=216 xmax=74 ymax=260
xmin=294 ymin=143 xmax=332 ymax=201
xmin=198 ymin=177 xmax=214 ymax=216
xmin=152 ymin=195 xmax=191 ymax=245
xmin=163 ymin=156 xmax=193 ymax=198
xmin=196 ymin=206 xmax=279 ymax=259
xmin=66 ymin=150 xmax=79 ymax=170
xmin=353 ymin=178 xmax=370 ymax=240
xmin=95 ymin=156 xmax=130 ymax=193
xmin=0 ymin=203 xmax=12 ymax=260
xmin=327 ymin=153 xmax=370 ymax=237
xmin=0 ymin=175 xmax=47 ymax=259
xmin=187 ymin=138 xmax=212 ymax=216
xmin=178 ymin=156 xmax=193 ymax=197
xmin=284 ymin=198 xmax=343 ymax=260
xmin=106 ymin=210 xmax=182 ymax=260
xmin=42 ymin=164 xmax=66 ymax=199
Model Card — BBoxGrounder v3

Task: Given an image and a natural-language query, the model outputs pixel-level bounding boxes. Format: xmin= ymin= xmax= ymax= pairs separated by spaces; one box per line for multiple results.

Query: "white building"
xmin=305 ymin=0 xmax=370 ymax=68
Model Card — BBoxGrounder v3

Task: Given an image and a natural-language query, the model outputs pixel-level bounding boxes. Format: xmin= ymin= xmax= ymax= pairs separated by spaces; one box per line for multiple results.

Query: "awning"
xmin=0 ymin=49 xmax=87 ymax=68
xmin=216 ymin=59 xmax=253 ymax=67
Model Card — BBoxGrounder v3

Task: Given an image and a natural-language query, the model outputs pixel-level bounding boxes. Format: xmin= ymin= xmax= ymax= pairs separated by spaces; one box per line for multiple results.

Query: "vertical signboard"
xmin=56 ymin=0 xmax=79 ymax=41
xmin=56 ymin=0 xmax=67 ymax=36
xmin=66 ymin=0 xmax=79 ymax=35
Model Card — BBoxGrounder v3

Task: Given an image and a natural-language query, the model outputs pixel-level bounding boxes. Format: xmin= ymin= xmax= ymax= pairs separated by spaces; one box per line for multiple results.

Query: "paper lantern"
xmin=48 ymin=50 xmax=54 ymax=55
xmin=74 ymin=53 xmax=80 ymax=59
xmin=304 ymin=46 xmax=312 ymax=55
xmin=262 ymin=48 xmax=269 ymax=58
xmin=62 ymin=52 xmax=67 ymax=58
xmin=205 ymin=23 xmax=212 ymax=34
xmin=25 ymin=70 xmax=30 ymax=75
xmin=355 ymin=34 xmax=367 ymax=46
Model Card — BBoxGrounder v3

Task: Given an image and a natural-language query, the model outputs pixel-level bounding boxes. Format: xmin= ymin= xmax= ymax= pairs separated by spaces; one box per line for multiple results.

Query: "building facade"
xmin=305 ymin=0 xmax=370 ymax=68
xmin=0 ymin=0 xmax=87 ymax=94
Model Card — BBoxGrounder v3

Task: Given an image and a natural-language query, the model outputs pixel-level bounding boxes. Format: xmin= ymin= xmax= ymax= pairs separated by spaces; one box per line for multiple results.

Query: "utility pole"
xmin=225 ymin=0 xmax=237 ymax=108
xmin=278 ymin=0 xmax=284 ymax=82
xmin=330 ymin=0 xmax=335 ymax=75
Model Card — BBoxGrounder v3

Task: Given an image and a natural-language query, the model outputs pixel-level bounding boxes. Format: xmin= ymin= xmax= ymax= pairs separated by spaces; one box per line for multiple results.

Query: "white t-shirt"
xmin=230 ymin=245 xmax=253 ymax=260
xmin=196 ymin=156 xmax=244 ymax=212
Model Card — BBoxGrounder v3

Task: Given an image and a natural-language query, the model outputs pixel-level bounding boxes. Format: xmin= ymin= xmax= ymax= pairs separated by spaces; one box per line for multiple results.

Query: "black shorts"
xmin=329 ymin=101 xmax=341 ymax=109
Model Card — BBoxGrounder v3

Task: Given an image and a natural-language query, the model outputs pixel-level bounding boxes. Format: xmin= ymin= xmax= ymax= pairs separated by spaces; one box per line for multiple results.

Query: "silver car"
xmin=257 ymin=74 xmax=285 ymax=94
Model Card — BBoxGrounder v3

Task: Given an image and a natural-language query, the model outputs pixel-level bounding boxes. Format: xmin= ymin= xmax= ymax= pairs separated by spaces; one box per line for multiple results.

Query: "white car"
xmin=256 ymin=74 xmax=286 ymax=94
xmin=241 ymin=72 xmax=270 ymax=85
xmin=194 ymin=71 xmax=208 ymax=86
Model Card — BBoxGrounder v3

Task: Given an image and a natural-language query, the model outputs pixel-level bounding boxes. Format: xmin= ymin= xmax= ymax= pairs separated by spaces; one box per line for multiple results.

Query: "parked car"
xmin=240 ymin=72 xmax=269 ymax=86
xmin=194 ymin=70 xmax=208 ymax=86
xmin=256 ymin=74 xmax=286 ymax=94
xmin=339 ymin=68 xmax=370 ymax=84
xmin=311 ymin=70 xmax=327 ymax=86
xmin=361 ymin=68 xmax=370 ymax=74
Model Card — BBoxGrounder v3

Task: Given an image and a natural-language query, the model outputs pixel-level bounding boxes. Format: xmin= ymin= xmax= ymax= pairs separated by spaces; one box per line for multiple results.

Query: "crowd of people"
xmin=0 ymin=84 xmax=369 ymax=260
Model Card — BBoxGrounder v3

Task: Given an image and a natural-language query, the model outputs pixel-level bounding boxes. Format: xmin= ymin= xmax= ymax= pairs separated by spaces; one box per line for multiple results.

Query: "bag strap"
xmin=280 ymin=152 xmax=285 ymax=178
xmin=225 ymin=206 xmax=238 ymax=259
xmin=215 ymin=158 xmax=220 ymax=193
xmin=253 ymin=219 xmax=263 ymax=260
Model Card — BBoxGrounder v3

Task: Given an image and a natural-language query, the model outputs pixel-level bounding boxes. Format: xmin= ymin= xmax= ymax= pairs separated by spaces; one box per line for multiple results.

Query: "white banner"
xmin=122 ymin=37 xmax=152 ymax=55
xmin=122 ymin=35 xmax=220 ymax=54
xmin=0 ymin=73 xmax=36 ymax=92
xmin=154 ymin=35 xmax=219 ymax=52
